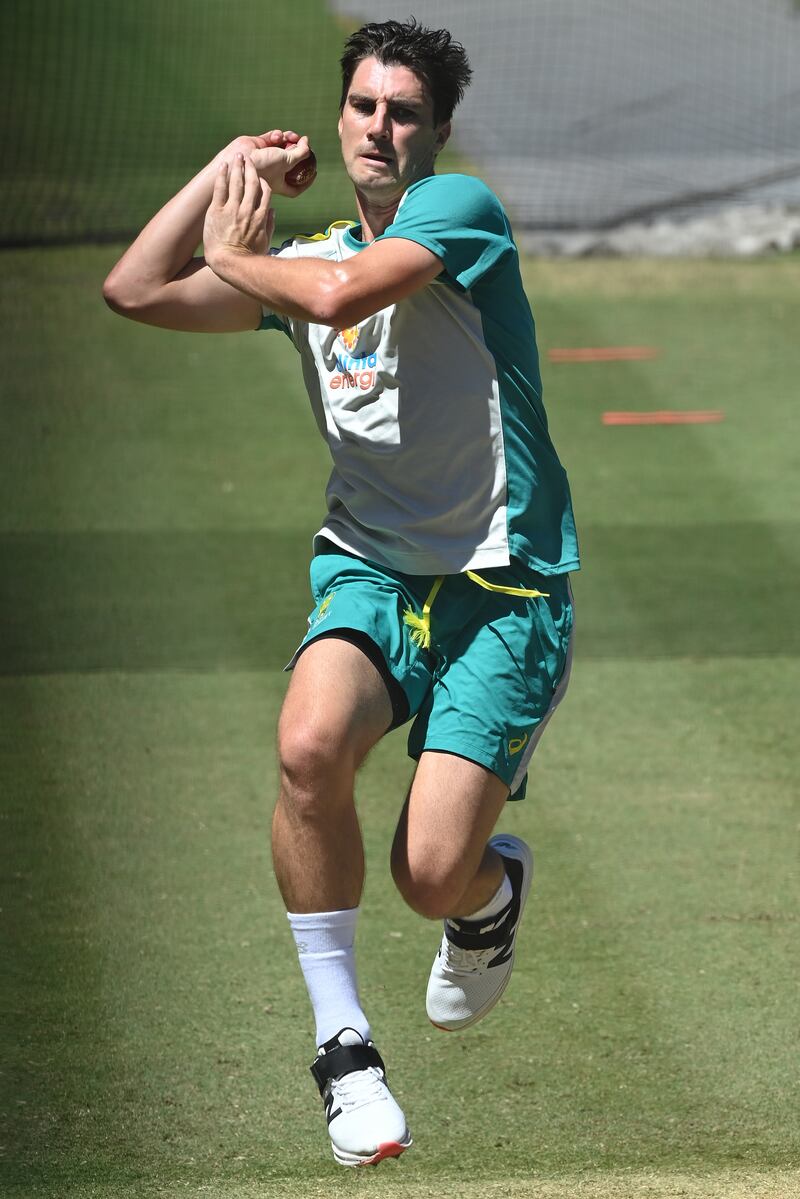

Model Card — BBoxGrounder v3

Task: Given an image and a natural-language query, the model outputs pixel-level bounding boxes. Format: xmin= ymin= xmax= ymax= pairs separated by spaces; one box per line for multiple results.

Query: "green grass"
xmin=2 ymin=249 xmax=799 ymax=1197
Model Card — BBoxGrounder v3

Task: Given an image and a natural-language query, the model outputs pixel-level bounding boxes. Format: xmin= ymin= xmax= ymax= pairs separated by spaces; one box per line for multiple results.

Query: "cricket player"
xmin=104 ymin=17 xmax=579 ymax=1168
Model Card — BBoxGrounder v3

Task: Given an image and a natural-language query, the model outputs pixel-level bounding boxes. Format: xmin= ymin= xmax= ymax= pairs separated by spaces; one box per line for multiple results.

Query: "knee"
xmin=390 ymin=844 xmax=466 ymax=920
xmin=277 ymin=719 xmax=354 ymax=815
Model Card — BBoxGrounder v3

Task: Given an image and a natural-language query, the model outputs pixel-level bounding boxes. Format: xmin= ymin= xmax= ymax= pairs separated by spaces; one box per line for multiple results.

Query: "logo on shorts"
xmin=311 ymin=592 xmax=335 ymax=627
xmin=508 ymin=733 xmax=529 ymax=755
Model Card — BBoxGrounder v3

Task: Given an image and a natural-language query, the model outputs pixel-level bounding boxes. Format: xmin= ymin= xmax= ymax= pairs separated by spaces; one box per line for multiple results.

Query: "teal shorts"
xmin=289 ymin=540 xmax=574 ymax=799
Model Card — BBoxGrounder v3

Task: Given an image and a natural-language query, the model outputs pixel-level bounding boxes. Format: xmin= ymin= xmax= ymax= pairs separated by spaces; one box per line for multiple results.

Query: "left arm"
xmin=203 ymin=157 xmax=443 ymax=327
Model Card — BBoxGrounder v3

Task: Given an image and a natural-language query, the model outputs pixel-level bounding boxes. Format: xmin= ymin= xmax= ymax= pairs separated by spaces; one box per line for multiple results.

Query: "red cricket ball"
xmin=285 ymin=150 xmax=317 ymax=188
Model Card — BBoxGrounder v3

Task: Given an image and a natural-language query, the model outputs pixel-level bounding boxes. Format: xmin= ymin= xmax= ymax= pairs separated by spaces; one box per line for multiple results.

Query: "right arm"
xmin=102 ymin=132 xmax=312 ymax=333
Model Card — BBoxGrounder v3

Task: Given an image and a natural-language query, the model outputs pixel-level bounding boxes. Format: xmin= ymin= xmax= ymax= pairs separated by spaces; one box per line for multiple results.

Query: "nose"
xmin=367 ymin=102 xmax=391 ymax=141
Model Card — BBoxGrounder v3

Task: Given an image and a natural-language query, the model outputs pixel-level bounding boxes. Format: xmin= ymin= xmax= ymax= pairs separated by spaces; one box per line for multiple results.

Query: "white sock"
xmin=287 ymin=908 xmax=371 ymax=1048
xmin=457 ymin=871 xmax=513 ymax=922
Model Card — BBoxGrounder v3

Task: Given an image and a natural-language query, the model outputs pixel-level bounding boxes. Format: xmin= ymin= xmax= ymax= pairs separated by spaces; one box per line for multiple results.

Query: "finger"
xmin=228 ymin=153 xmax=245 ymax=204
xmin=284 ymin=136 xmax=310 ymax=165
xmin=212 ymin=160 xmax=229 ymax=205
xmin=243 ymin=154 xmax=261 ymax=208
xmin=256 ymin=177 xmax=272 ymax=219
xmin=283 ymin=130 xmax=300 ymax=143
xmin=265 ymin=209 xmax=276 ymax=245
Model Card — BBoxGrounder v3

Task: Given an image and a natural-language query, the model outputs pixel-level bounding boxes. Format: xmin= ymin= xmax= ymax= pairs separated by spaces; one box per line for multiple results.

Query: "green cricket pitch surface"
xmin=2 ymin=250 xmax=798 ymax=1197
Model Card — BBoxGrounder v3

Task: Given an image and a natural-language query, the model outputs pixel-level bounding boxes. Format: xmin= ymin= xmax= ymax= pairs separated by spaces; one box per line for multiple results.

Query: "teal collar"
xmin=343 ymin=224 xmax=368 ymax=251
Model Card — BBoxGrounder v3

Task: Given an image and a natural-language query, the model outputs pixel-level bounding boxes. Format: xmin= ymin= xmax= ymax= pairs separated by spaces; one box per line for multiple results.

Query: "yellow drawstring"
xmin=403 ymin=570 xmax=548 ymax=651
xmin=403 ymin=576 xmax=445 ymax=650
xmin=465 ymin=570 xmax=549 ymax=599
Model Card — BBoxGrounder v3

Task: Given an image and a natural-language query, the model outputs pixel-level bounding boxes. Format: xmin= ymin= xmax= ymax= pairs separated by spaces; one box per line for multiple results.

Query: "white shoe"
xmin=426 ymin=834 xmax=533 ymax=1032
xmin=310 ymin=1028 xmax=412 ymax=1167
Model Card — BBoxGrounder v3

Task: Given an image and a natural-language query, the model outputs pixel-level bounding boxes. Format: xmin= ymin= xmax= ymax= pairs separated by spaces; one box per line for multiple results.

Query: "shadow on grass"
xmin=1 ymin=521 xmax=798 ymax=676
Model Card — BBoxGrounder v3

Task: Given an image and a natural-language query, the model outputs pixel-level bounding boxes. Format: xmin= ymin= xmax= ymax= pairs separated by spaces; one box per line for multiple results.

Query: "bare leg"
xmin=390 ymin=750 xmax=510 ymax=920
xmin=275 ymin=638 xmax=413 ymax=1161
xmin=273 ymin=637 xmax=393 ymax=913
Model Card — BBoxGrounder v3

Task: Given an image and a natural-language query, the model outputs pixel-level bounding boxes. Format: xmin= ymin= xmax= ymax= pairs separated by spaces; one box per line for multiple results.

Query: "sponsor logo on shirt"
xmin=331 ymin=324 xmax=379 ymax=392
xmin=338 ymin=325 xmax=360 ymax=352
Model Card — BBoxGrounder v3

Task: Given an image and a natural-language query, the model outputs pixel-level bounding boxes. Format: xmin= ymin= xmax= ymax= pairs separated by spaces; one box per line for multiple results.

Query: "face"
xmin=338 ymin=57 xmax=450 ymax=201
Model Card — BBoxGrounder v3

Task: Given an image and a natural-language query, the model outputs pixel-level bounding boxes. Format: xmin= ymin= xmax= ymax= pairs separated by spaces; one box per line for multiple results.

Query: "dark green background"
xmin=1 ymin=0 xmax=356 ymax=244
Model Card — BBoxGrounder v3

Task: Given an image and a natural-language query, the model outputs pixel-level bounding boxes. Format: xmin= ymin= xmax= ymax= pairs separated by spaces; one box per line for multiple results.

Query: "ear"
xmin=434 ymin=120 xmax=451 ymax=157
xmin=338 ymin=114 xmax=343 ymax=140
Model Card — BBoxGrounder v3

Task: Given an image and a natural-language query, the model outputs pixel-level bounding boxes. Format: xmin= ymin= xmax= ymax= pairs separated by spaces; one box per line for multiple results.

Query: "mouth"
xmin=359 ymin=150 xmax=393 ymax=167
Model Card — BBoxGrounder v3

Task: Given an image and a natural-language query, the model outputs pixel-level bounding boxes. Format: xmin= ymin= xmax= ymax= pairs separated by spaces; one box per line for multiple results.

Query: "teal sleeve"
xmin=256 ymin=242 xmax=295 ymax=335
xmin=258 ymin=311 xmax=289 ymax=333
xmin=379 ymin=174 xmax=516 ymax=291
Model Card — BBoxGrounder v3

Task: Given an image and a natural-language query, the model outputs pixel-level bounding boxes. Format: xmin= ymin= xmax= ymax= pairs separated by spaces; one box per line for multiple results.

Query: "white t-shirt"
xmin=259 ymin=174 xmax=579 ymax=577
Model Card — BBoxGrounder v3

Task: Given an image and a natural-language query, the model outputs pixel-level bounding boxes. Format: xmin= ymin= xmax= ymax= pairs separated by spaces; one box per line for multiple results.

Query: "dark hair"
xmin=340 ymin=17 xmax=472 ymax=125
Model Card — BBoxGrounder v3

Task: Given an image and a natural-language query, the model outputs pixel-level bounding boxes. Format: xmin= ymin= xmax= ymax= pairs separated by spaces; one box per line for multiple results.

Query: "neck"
xmin=354 ymin=190 xmax=402 ymax=242
xmin=353 ymin=167 xmax=435 ymax=242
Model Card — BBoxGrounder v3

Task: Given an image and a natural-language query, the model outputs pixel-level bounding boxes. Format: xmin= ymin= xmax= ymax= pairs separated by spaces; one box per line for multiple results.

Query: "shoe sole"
xmin=332 ymin=1133 xmax=413 ymax=1167
xmin=429 ymin=834 xmax=533 ymax=1032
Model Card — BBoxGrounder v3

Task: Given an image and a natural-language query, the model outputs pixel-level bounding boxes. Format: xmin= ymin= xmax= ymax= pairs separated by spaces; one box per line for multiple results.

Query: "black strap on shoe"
xmin=445 ymin=856 xmax=524 ymax=951
xmin=310 ymin=1042 xmax=386 ymax=1095
xmin=445 ymin=898 xmax=518 ymax=950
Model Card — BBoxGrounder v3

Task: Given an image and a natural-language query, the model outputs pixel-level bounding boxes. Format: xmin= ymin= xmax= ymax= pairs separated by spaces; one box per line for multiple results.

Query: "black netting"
xmin=334 ymin=0 xmax=800 ymax=230
xmin=0 ymin=0 xmax=355 ymax=245
xmin=4 ymin=0 xmax=800 ymax=245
